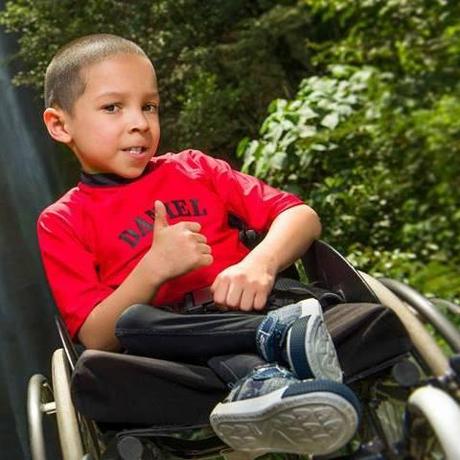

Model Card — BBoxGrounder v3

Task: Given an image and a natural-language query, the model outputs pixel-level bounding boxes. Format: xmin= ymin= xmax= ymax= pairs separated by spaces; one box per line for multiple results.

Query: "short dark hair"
xmin=44 ymin=34 xmax=148 ymax=113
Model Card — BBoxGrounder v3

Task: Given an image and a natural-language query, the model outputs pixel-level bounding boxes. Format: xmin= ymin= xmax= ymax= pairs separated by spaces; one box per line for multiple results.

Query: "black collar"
xmin=80 ymin=163 xmax=154 ymax=187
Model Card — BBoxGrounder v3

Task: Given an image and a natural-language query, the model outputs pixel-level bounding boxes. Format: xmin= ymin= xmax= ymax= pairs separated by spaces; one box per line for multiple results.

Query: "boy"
xmin=38 ymin=34 xmax=360 ymax=456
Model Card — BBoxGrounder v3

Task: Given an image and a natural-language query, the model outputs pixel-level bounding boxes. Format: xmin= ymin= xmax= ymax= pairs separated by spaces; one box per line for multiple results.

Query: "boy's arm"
xmin=78 ymin=201 xmax=212 ymax=350
xmin=211 ymin=204 xmax=320 ymax=311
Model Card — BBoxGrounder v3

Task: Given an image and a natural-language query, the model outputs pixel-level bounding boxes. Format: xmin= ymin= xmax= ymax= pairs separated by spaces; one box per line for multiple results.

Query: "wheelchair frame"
xmin=27 ymin=241 xmax=460 ymax=460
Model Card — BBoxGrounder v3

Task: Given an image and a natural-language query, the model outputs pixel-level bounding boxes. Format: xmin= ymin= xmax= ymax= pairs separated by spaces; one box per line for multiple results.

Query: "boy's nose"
xmin=127 ymin=110 xmax=150 ymax=132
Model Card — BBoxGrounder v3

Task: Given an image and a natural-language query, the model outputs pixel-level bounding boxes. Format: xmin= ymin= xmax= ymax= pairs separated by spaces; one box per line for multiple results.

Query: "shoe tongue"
xmin=253 ymin=364 xmax=288 ymax=380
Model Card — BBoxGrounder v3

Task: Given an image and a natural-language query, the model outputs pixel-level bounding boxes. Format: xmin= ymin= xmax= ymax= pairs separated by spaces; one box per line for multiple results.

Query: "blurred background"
xmin=0 ymin=6 xmax=60 ymax=458
xmin=0 ymin=1 xmax=459 ymax=458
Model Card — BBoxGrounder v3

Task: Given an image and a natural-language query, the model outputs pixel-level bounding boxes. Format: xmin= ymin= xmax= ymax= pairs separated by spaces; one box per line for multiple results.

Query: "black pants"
xmin=115 ymin=304 xmax=267 ymax=385
xmin=116 ymin=305 xmax=264 ymax=361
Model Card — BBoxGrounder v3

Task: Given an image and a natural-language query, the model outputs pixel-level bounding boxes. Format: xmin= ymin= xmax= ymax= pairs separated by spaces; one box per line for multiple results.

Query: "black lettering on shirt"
xmin=190 ymin=198 xmax=207 ymax=216
xmin=172 ymin=200 xmax=191 ymax=217
xmin=164 ymin=202 xmax=178 ymax=219
xmin=119 ymin=229 xmax=141 ymax=248
xmin=118 ymin=198 xmax=208 ymax=248
xmin=145 ymin=209 xmax=155 ymax=222
xmin=135 ymin=217 xmax=153 ymax=236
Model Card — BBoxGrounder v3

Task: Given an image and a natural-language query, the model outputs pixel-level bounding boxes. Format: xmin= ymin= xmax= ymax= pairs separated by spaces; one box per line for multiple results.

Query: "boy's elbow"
xmin=313 ymin=211 xmax=322 ymax=239
xmin=304 ymin=205 xmax=322 ymax=240
xmin=78 ymin=325 xmax=121 ymax=352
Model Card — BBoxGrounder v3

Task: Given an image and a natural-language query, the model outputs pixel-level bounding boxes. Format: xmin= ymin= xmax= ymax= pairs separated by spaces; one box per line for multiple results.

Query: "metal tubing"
xmin=360 ymin=272 xmax=449 ymax=377
xmin=52 ymin=349 xmax=84 ymax=460
xmin=379 ymin=278 xmax=460 ymax=353
xmin=408 ymin=386 xmax=460 ymax=460
xmin=430 ymin=298 xmax=460 ymax=316
xmin=28 ymin=374 xmax=49 ymax=460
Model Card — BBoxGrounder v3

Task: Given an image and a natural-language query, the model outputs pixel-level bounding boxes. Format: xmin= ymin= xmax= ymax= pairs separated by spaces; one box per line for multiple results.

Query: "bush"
xmin=239 ymin=57 xmax=460 ymax=305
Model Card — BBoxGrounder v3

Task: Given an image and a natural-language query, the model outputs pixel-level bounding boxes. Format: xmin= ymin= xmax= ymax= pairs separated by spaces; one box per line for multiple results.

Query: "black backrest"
xmin=301 ymin=240 xmax=378 ymax=303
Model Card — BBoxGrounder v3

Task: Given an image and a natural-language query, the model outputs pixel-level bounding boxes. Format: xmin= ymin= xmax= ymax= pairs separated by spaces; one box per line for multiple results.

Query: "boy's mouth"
xmin=123 ymin=146 xmax=148 ymax=155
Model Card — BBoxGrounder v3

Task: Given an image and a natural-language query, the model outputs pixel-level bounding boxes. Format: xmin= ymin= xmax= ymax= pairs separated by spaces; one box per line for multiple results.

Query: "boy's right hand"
xmin=141 ymin=200 xmax=213 ymax=283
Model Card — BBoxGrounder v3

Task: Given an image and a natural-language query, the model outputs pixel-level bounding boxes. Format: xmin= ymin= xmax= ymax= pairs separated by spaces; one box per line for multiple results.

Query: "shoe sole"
xmin=210 ymin=383 xmax=359 ymax=456
xmin=286 ymin=301 xmax=343 ymax=382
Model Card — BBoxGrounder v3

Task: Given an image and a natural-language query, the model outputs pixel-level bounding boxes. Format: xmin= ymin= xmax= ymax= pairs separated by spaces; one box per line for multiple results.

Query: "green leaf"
xmin=321 ymin=112 xmax=340 ymax=129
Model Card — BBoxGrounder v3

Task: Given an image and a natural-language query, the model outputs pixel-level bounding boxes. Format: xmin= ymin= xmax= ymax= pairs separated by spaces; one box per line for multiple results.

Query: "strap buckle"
xmin=183 ymin=287 xmax=215 ymax=313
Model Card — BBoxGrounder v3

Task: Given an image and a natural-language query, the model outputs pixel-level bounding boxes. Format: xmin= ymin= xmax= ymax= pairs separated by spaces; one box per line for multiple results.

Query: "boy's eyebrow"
xmin=95 ymin=91 xmax=160 ymax=100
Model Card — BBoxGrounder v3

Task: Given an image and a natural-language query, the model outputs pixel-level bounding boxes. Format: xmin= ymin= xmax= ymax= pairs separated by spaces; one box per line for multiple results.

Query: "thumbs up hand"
xmin=153 ymin=200 xmax=170 ymax=231
xmin=142 ymin=200 xmax=213 ymax=283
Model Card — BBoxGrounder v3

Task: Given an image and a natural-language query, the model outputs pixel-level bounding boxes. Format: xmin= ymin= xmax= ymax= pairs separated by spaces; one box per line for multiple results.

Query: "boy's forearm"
xmin=77 ymin=258 xmax=163 ymax=351
xmin=245 ymin=204 xmax=321 ymax=274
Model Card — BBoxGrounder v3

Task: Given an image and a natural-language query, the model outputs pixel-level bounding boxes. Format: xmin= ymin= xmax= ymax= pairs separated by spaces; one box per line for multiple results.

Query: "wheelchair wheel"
xmin=52 ymin=348 xmax=85 ymax=460
xmin=358 ymin=274 xmax=460 ymax=458
xmin=407 ymin=386 xmax=460 ymax=460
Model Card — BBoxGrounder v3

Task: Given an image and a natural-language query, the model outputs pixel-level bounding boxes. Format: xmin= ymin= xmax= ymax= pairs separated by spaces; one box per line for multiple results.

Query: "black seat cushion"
xmin=325 ymin=302 xmax=412 ymax=380
xmin=71 ymin=350 xmax=227 ymax=426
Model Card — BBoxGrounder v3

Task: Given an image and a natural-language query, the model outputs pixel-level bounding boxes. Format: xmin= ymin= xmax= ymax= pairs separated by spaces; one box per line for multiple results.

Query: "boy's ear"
xmin=43 ymin=107 xmax=72 ymax=144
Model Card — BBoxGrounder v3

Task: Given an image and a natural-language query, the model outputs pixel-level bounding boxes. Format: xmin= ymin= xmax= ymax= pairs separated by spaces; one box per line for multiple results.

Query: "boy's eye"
xmin=143 ymin=103 xmax=159 ymax=113
xmin=102 ymin=104 xmax=120 ymax=113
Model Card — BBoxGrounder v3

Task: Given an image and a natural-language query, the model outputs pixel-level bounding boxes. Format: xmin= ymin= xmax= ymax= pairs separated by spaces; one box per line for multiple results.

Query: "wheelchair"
xmin=27 ymin=240 xmax=460 ymax=460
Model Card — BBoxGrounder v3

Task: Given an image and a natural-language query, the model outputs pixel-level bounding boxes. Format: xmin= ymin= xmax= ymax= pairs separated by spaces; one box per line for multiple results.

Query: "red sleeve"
xmin=189 ymin=150 xmax=304 ymax=231
xmin=37 ymin=207 xmax=113 ymax=339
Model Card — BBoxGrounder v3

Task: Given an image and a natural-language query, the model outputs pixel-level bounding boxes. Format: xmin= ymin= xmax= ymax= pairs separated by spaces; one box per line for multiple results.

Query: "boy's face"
xmin=60 ymin=53 xmax=160 ymax=178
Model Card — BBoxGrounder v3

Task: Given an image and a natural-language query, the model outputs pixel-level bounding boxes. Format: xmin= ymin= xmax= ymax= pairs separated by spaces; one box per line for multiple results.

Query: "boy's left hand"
xmin=210 ymin=259 xmax=275 ymax=311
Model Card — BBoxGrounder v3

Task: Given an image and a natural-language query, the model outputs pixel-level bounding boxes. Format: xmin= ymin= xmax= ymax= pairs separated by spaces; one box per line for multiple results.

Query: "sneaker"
xmin=210 ymin=364 xmax=361 ymax=456
xmin=256 ymin=298 xmax=343 ymax=381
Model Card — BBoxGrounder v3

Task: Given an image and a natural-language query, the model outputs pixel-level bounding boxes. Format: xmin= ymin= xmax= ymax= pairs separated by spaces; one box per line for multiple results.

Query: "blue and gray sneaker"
xmin=256 ymin=298 xmax=343 ymax=381
xmin=210 ymin=364 xmax=361 ymax=456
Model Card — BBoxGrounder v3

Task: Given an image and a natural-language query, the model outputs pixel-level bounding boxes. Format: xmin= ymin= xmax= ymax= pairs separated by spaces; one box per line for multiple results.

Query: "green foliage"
xmin=238 ymin=65 xmax=386 ymax=191
xmin=0 ymin=0 xmax=313 ymax=156
xmin=239 ymin=1 xmax=460 ymax=303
